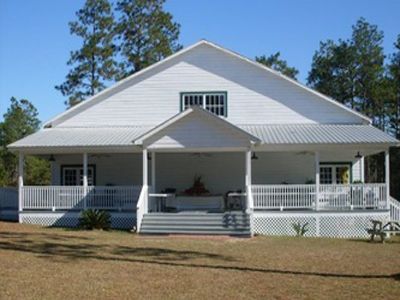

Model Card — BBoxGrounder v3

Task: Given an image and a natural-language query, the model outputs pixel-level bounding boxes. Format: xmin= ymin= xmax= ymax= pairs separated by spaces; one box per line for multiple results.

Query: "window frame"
xmin=320 ymin=162 xmax=352 ymax=184
xmin=180 ymin=91 xmax=228 ymax=117
xmin=60 ymin=164 xmax=96 ymax=186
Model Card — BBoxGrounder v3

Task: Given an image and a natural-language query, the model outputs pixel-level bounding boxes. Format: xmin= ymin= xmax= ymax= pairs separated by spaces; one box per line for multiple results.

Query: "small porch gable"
xmin=134 ymin=106 xmax=260 ymax=151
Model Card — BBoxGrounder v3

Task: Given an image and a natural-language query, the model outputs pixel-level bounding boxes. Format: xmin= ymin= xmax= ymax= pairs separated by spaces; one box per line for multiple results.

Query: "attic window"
xmin=181 ymin=92 xmax=227 ymax=117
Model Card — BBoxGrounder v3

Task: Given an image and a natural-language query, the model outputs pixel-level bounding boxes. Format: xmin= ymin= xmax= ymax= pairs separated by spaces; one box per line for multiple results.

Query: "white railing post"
xmin=385 ymin=150 xmax=390 ymax=210
xmin=83 ymin=153 xmax=88 ymax=209
xmin=314 ymin=151 xmax=320 ymax=211
xmin=18 ymin=153 xmax=24 ymax=220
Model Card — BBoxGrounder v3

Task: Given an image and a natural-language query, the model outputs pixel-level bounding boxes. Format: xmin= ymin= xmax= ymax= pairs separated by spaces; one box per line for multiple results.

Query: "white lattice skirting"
xmin=253 ymin=210 xmax=390 ymax=239
xmin=19 ymin=212 xmax=136 ymax=229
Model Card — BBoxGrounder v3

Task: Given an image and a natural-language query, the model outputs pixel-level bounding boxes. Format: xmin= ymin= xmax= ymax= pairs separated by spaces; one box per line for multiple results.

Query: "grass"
xmin=0 ymin=221 xmax=399 ymax=299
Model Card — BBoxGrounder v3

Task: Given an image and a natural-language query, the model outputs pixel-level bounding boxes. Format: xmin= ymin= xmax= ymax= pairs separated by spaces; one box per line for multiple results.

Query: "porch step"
xmin=140 ymin=212 xmax=251 ymax=236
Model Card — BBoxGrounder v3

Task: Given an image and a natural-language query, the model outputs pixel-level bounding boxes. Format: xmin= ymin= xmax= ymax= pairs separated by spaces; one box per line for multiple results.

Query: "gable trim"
xmin=203 ymin=41 xmax=371 ymax=124
xmin=133 ymin=106 xmax=260 ymax=146
xmin=45 ymin=39 xmax=371 ymax=128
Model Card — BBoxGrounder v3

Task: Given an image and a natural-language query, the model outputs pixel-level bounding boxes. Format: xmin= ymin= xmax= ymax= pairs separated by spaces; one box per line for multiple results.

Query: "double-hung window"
xmin=181 ymin=92 xmax=227 ymax=117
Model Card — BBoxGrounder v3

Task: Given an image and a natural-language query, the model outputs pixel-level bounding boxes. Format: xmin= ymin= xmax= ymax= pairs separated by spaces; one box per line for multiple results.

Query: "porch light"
xmin=48 ymin=155 xmax=55 ymax=162
xmin=251 ymin=152 xmax=258 ymax=160
xmin=355 ymin=151 xmax=362 ymax=159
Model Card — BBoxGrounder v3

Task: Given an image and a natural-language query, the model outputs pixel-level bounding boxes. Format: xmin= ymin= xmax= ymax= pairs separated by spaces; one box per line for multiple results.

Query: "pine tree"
xmin=387 ymin=35 xmax=400 ymax=139
xmin=115 ymin=0 xmax=181 ymax=79
xmin=307 ymin=18 xmax=385 ymax=126
xmin=256 ymin=52 xmax=299 ymax=80
xmin=56 ymin=0 xmax=116 ymax=107
xmin=0 ymin=97 xmax=50 ymax=186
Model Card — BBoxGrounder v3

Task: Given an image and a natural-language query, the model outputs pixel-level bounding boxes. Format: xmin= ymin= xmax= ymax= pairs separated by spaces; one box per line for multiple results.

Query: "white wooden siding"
xmin=57 ymin=44 xmax=363 ymax=128
xmin=145 ymin=113 xmax=251 ymax=149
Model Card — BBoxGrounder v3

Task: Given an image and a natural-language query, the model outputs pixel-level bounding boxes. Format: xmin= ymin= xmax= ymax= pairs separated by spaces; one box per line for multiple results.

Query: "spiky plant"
xmin=292 ymin=222 xmax=309 ymax=237
xmin=79 ymin=209 xmax=111 ymax=230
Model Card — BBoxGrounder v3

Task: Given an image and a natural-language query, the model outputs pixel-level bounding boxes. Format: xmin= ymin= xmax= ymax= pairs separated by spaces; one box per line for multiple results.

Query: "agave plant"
xmin=79 ymin=209 xmax=111 ymax=230
xmin=292 ymin=222 xmax=309 ymax=237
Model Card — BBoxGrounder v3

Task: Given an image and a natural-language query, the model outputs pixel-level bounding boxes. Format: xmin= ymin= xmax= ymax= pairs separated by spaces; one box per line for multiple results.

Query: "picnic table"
xmin=367 ymin=220 xmax=400 ymax=242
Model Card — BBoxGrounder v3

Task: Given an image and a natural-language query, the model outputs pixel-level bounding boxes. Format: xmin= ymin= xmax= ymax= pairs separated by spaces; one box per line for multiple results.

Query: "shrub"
xmin=79 ymin=209 xmax=111 ymax=230
xmin=292 ymin=222 xmax=309 ymax=237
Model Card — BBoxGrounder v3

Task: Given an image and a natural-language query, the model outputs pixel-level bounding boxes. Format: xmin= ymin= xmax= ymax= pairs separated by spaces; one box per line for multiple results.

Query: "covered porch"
xmin=14 ymin=147 xmax=391 ymax=214
xmin=4 ymin=107 xmax=398 ymax=235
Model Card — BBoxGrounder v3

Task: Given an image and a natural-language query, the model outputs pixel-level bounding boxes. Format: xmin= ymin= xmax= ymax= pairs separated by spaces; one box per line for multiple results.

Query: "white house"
xmin=4 ymin=40 xmax=400 ymax=238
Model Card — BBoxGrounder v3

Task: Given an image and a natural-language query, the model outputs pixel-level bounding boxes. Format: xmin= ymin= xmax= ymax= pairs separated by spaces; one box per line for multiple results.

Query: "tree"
xmin=307 ymin=18 xmax=386 ymax=127
xmin=115 ymin=0 xmax=181 ymax=79
xmin=0 ymin=97 xmax=50 ymax=186
xmin=56 ymin=0 xmax=116 ymax=107
xmin=307 ymin=40 xmax=358 ymax=108
xmin=387 ymin=35 xmax=400 ymax=139
xmin=255 ymin=52 xmax=299 ymax=80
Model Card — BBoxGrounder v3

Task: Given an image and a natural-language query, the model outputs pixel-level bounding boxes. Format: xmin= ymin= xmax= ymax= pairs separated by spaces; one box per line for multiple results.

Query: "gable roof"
xmin=134 ymin=106 xmax=260 ymax=146
xmin=44 ymin=40 xmax=371 ymax=128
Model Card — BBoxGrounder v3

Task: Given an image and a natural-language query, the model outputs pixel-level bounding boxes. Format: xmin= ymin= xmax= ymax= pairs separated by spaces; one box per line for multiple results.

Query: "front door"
xmin=320 ymin=164 xmax=351 ymax=184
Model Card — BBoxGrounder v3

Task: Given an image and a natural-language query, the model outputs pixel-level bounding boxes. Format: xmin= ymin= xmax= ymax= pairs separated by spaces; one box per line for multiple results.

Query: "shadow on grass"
xmin=0 ymin=231 xmax=399 ymax=281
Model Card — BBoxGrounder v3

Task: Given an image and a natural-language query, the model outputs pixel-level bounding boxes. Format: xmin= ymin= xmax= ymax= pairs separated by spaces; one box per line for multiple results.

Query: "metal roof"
xmin=8 ymin=127 xmax=151 ymax=149
xmin=8 ymin=124 xmax=398 ymax=151
xmin=240 ymin=124 xmax=399 ymax=145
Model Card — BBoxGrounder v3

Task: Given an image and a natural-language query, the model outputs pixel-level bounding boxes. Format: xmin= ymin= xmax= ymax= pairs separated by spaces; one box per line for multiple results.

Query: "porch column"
xmin=385 ymin=150 xmax=390 ymax=209
xmin=18 ymin=153 xmax=24 ymax=218
xmin=143 ymin=148 xmax=148 ymax=212
xmin=83 ymin=153 xmax=88 ymax=209
xmin=314 ymin=151 xmax=320 ymax=211
xmin=245 ymin=150 xmax=253 ymax=212
xmin=360 ymin=156 xmax=365 ymax=182
xmin=151 ymin=152 xmax=156 ymax=192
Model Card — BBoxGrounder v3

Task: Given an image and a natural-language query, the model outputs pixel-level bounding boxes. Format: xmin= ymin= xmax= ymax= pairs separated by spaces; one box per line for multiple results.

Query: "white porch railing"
xmin=319 ymin=184 xmax=387 ymax=210
xmin=0 ymin=187 xmax=18 ymax=209
xmin=390 ymin=197 xmax=400 ymax=221
xmin=252 ymin=183 xmax=387 ymax=211
xmin=21 ymin=186 xmax=141 ymax=211
xmin=136 ymin=185 xmax=148 ymax=232
xmin=252 ymin=184 xmax=316 ymax=210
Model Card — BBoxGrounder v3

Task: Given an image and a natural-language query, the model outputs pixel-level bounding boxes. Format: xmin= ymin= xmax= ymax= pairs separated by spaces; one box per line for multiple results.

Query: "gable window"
xmin=61 ymin=165 xmax=96 ymax=186
xmin=181 ymin=92 xmax=227 ymax=117
xmin=320 ymin=163 xmax=351 ymax=184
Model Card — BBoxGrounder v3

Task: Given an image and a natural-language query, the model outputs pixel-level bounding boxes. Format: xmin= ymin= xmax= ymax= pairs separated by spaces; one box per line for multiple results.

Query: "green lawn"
xmin=0 ymin=221 xmax=399 ymax=299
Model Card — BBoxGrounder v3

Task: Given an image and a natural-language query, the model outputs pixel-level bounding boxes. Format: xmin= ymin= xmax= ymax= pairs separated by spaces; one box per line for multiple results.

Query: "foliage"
xmin=256 ymin=52 xmax=299 ymax=80
xmin=292 ymin=222 xmax=309 ymax=237
xmin=0 ymin=97 xmax=50 ymax=186
xmin=386 ymin=35 xmax=400 ymax=139
xmin=56 ymin=0 xmax=117 ymax=107
xmin=115 ymin=0 xmax=181 ymax=79
xmin=79 ymin=209 xmax=111 ymax=230
xmin=308 ymin=18 xmax=386 ymax=127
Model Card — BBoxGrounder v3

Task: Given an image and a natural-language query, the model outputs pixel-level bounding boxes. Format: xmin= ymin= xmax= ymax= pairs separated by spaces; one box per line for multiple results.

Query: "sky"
xmin=0 ymin=0 xmax=399 ymax=123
